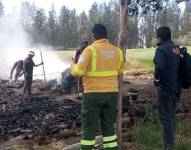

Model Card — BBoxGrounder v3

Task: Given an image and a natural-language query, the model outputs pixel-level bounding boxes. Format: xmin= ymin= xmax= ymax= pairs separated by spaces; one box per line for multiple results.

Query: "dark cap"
xmin=92 ymin=23 xmax=107 ymax=37
xmin=157 ymin=26 xmax=171 ymax=41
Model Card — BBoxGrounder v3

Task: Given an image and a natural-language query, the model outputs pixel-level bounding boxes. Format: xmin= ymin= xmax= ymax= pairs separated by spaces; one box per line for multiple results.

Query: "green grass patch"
xmin=54 ymin=47 xmax=191 ymax=75
xmin=126 ymin=48 xmax=155 ymax=75
xmin=125 ymin=105 xmax=191 ymax=150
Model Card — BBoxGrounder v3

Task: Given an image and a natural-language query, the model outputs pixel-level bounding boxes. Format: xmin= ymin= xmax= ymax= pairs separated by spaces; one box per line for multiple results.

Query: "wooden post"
xmin=117 ymin=0 xmax=128 ymax=149
xmin=40 ymin=51 xmax=47 ymax=92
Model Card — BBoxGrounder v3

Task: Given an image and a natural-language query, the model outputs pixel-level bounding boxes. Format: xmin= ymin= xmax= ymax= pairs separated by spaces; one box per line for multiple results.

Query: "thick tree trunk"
xmin=117 ymin=0 xmax=128 ymax=149
xmin=117 ymin=0 xmax=128 ymax=51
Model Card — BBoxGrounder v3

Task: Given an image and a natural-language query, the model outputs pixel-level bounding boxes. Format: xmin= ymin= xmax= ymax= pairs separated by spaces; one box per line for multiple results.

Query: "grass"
xmin=126 ymin=48 xmax=155 ymax=75
xmin=128 ymin=122 xmax=191 ymax=150
xmin=126 ymin=105 xmax=191 ymax=150
xmin=55 ymin=46 xmax=191 ymax=75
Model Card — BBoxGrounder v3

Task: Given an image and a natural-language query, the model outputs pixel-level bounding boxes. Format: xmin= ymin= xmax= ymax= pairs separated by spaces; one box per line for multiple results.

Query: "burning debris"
xmin=0 ymin=79 xmax=81 ymax=141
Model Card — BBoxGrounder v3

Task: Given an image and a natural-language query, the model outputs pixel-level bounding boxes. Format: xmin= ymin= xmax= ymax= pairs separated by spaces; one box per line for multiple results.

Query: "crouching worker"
xmin=23 ymin=51 xmax=43 ymax=96
xmin=10 ymin=60 xmax=24 ymax=82
xmin=71 ymin=23 xmax=124 ymax=150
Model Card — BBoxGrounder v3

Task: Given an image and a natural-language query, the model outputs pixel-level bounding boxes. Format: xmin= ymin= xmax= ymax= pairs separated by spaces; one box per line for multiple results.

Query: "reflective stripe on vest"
xmin=85 ymin=46 xmax=122 ymax=77
xmin=117 ymin=48 xmax=123 ymax=70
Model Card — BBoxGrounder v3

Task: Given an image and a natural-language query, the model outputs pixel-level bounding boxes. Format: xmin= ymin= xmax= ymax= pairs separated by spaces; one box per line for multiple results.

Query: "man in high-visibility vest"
xmin=71 ymin=23 xmax=124 ymax=150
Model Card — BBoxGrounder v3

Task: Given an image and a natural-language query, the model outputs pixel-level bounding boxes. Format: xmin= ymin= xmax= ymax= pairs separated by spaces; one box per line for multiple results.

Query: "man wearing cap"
xmin=23 ymin=51 xmax=43 ymax=96
xmin=71 ymin=23 xmax=124 ymax=150
xmin=10 ymin=59 xmax=24 ymax=82
xmin=63 ymin=40 xmax=89 ymax=94
xmin=154 ymin=27 xmax=180 ymax=150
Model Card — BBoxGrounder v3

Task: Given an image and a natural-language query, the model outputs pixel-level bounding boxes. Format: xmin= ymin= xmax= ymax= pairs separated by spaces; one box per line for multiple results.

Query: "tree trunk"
xmin=117 ymin=0 xmax=128 ymax=149
xmin=117 ymin=0 xmax=128 ymax=52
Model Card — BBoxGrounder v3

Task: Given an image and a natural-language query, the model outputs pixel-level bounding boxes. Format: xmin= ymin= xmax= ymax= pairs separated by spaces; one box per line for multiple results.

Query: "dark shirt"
xmin=74 ymin=48 xmax=83 ymax=64
xmin=153 ymin=40 xmax=180 ymax=93
xmin=23 ymin=57 xmax=35 ymax=75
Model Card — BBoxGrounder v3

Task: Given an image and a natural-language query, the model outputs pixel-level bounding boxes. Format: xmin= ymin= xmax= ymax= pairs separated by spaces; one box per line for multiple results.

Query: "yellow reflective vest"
xmin=71 ymin=39 xmax=125 ymax=93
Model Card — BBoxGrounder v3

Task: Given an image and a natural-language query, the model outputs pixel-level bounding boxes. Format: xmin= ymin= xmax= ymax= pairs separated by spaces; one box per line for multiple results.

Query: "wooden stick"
xmin=40 ymin=51 xmax=47 ymax=91
xmin=77 ymin=77 xmax=80 ymax=96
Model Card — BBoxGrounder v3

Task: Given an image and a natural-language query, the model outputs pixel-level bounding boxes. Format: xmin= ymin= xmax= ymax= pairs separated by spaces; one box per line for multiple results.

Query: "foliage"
xmin=1 ymin=0 xmax=190 ymax=49
xmin=48 ymin=4 xmax=58 ymax=47
xmin=33 ymin=8 xmax=47 ymax=45
xmin=125 ymin=103 xmax=191 ymax=150
xmin=179 ymin=32 xmax=191 ymax=46
xmin=144 ymin=104 xmax=160 ymax=126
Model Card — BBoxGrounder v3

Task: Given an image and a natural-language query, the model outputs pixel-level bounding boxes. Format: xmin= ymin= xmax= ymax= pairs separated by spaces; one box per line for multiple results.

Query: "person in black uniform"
xmin=154 ymin=27 xmax=180 ymax=150
xmin=23 ymin=51 xmax=43 ymax=96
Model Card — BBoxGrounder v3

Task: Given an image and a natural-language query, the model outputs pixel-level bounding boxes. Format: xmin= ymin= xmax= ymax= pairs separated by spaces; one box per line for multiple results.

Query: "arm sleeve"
xmin=154 ymin=48 xmax=166 ymax=80
xmin=71 ymin=48 xmax=91 ymax=76
xmin=118 ymin=49 xmax=125 ymax=74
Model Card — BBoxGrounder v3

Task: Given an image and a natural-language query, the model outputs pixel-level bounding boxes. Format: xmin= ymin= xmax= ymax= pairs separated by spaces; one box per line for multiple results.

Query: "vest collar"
xmin=93 ymin=39 xmax=109 ymax=44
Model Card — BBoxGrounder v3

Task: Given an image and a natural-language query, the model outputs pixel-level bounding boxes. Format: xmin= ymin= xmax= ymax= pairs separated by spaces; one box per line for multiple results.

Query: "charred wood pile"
xmin=0 ymin=78 xmax=190 ymax=147
xmin=0 ymin=80 xmax=81 ymax=140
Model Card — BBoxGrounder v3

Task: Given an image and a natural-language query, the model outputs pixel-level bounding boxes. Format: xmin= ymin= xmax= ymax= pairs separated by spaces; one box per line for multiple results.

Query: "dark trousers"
xmin=81 ymin=92 xmax=118 ymax=150
xmin=23 ymin=75 xmax=33 ymax=95
xmin=157 ymin=89 xmax=177 ymax=148
xmin=63 ymin=74 xmax=75 ymax=94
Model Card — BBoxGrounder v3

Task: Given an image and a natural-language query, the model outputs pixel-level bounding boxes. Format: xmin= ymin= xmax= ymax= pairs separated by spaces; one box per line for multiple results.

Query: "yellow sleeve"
xmin=118 ymin=48 xmax=125 ymax=74
xmin=71 ymin=47 xmax=91 ymax=76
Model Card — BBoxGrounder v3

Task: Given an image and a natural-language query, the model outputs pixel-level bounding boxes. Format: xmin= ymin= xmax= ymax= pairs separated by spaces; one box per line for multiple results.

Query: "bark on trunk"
xmin=117 ymin=0 xmax=128 ymax=149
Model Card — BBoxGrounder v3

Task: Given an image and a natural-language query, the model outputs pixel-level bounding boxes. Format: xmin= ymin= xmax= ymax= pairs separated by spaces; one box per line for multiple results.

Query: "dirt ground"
xmin=0 ymin=74 xmax=191 ymax=150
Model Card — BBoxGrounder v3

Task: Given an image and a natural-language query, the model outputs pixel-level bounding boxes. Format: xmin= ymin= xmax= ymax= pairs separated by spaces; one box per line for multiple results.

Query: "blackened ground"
xmin=0 ymin=81 xmax=81 ymax=141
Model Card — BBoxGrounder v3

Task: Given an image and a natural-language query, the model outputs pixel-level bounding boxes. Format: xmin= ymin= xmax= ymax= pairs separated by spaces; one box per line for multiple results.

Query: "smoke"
xmin=0 ymin=16 xmax=69 ymax=80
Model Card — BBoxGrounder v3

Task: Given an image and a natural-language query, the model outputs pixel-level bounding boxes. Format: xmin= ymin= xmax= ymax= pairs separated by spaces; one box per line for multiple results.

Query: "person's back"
xmin=82 ymin=39 xmax=122 ymax=93
xmin=15 ymin=60 xmax=23 ymax=69
xmin=154 ymin=40 xmax=180 ymax=93
xmin=71 ymin=23 xmax=124 ymax=150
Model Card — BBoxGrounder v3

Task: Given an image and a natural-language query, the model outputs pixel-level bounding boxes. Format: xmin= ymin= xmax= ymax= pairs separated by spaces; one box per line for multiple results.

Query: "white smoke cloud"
xmin=0 ymin=15 xmax=69 ymax=80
